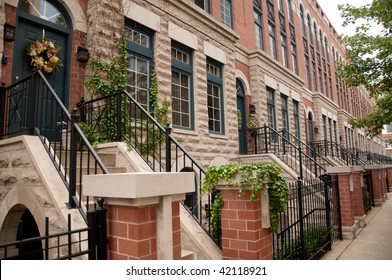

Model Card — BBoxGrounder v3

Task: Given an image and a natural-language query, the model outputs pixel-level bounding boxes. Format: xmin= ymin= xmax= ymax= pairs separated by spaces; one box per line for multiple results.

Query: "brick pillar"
xmin=369 ymin=166 xmax=387 ymax=206
xmin=386 ymin=166 xmax=392 ymax=192
xmin=328 ymin=166 xmax=364 ymax=239
xmin=83 ymin=172 xmax=194 ymax=260
xmin=106 ymin=204 xmax=157 ymax=260
xmin=219 ymin=189 xmax=272 ymax=260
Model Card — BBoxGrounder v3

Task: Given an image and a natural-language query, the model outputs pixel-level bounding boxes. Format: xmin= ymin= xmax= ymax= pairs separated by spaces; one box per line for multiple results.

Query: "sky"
xmin=316 ymin=0 xmax=373 ymax=36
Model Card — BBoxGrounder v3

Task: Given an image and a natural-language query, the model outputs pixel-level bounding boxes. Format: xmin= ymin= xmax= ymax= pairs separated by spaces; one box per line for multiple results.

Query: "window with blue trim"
xmin=220 ymin=0 xmax=233 ymax=28
xmin=254 ymin=0 xmax=264 ymax=50
xmin=124 ymin=22 xmax=153 ymax=112
xmin=207 ymin=58 xmax=224 ymax=134
xmin=267 ymin=87 xmax=276 ymax=130
xmin=195 ymin=0 xmax=210 ymax=12
xmin=171 ymin=43 xmax=193 ymax=129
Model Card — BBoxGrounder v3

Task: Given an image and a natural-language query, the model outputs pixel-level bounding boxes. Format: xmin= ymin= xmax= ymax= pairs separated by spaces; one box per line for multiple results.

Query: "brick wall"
xmin=220 ymin=189 xmax=272 ymax=260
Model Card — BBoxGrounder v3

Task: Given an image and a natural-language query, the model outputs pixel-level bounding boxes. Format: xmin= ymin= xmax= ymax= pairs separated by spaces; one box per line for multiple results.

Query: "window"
xmin=300 ymin=5 xmax=306 ymax=38
xmin=312 ymin=61 xmax=318 ymax=91
xmin=287 ymin=0 xmax=293 ymax=23
xmin=291 ymin=43 xmax=298 ymax=74
xmin=220 ymin=0 xmax=232 ymax=28
xmin=125 ymin=22 xmax=153 ymax=112
xmin=314 ymin=23 xmax=319 ymax=51
xmin=207 ymin=59 xmax=224 ymax=134
xmin=281 ymin=94 xmax=289 ymax=136
xmin=267 ymin=87 xmax=276 ymax=129
xmin=21 ymin=0 xmax=67 ymax=27
xmin=254 ymin=0 xmax=264 ymax=50
xmin=322 ymin=115 xmax=327 ymax=140
xmin=279 ymin=3 xmax=288 ymax=68
xmin=171 ymin=43 xmax=193 ymax=129
xmin=195 ymin=0 xmax=210 ymax=12
xmin=281 ymin=34 xmax=288 ymax=67
xmin=293 ymin=101 xmax=300 ymax=142
xmin=267 ymin=0 xmax=277 ymax=59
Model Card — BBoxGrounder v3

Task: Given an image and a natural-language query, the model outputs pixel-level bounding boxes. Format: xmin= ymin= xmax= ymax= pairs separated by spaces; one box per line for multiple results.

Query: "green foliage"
xmin=273 ymin=227 xmax=331 ymax=260
xmin=83 ymin=37 xmax=130 ymax=143
xmin=338 ymin=0 xmax=392 ymax=137
xmin=202 ymin=163 xmax=290 ymax=233
xmin=211 ymin=192 xmax=224 ymax=239
xmin=85 ymin=37 xmax=128 ymax=98
xmin=247 ymin=113 xmax=260 ymax=132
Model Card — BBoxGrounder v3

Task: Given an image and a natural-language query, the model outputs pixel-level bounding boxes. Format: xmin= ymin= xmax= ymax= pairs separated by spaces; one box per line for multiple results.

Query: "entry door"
xmin=10 ymin=16 xmax=70 ymax=139
xmin=236 ymin=81 xmax=247 ymax=155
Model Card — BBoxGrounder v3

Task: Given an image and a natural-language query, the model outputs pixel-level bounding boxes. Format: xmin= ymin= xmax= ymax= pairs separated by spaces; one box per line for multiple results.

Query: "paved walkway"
xmin=322 ymin=193 xmax=392 ymax=260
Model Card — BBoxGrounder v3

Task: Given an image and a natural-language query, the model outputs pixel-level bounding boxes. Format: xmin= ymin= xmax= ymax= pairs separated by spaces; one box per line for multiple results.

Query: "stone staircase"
xmin=56 ymin=141 xmax=209 ymax=260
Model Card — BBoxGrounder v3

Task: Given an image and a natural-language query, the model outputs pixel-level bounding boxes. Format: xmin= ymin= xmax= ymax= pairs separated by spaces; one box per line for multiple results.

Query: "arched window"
xmin=21 ymin=0 xmax=67 ymax=27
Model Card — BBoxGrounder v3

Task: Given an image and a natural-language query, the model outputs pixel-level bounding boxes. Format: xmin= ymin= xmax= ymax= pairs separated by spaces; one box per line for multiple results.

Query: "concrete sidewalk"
xmin=322 ymin=193 xmax=392 ymax=260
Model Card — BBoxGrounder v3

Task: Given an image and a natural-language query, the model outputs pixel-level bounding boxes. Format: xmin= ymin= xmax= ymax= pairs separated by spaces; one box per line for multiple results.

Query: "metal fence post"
xmin=323 ymin=175 xmax=332 ymax=251
xmin=297 ymin=177 xmax=306 ymax=259
xmin=87 ymin=210 xmax=98 ymax=260
xmin=68 ymin=112 xmax=78 ymax=208
xmin=96 ymin=198 xmax=108 ymax=260
xmin=0 ymin=82 xmax=6 ymax=140
xmin=264 ymin=123 xmax=268 ymax=153
xmin=166 ymin=123 xmax=172 ymax=172
xmin=116 ymin=91 xmax=122 ymax=141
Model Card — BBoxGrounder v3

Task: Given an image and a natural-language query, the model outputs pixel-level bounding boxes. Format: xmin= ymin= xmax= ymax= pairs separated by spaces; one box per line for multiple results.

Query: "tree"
xmin=338 ymin=0 xmax=392 ymax=137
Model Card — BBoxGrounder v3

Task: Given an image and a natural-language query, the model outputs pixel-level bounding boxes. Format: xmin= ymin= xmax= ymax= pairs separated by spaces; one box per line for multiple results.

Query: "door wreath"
xmin=26 ymin=38 xmax=62 ymax=73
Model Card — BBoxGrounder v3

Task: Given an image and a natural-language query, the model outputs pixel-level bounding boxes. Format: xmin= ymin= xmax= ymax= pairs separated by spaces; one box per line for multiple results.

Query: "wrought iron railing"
xmin=312 ymin=140 xmax=392 ymax=166
xmin=77 ymin=91 xmax=220 ymax=247
xmin=250 ymin=124 xmax=327 ymax=180
xmin=0 ymin=210 xmax=107 ymax=260
xmin=0 ymin=71 xmax=109 ymax=222
xmin=273 ymin=176 xmax=342 ymax=260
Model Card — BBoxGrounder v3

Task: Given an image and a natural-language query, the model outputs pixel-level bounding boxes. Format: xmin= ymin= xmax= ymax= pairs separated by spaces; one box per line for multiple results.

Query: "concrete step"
xmin=56 ymin=151 xmax=117 ymax=168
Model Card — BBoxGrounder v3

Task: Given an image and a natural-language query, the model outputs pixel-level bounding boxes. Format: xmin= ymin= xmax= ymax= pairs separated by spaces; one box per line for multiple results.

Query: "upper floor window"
xmin=254 ymin=0 xmax=264 ymax=50
xmin=171 ymin=43 xmax=194 ymax=129
xmin=287 ymin=0 xmax=293 ymax=23
xmin=195 ymin=0 xmax=210 ymax=12
xmin=220 ymin=0 xmax=233 ymax=28
xmin=267 ymin=0 xmax=277 ymax=59
xmin=207 ymin=59 xmax=224 ymax=134
xmin=21 ymin=0 xmax=67 ymax=27
xmin=300 ymin=5 xmax=306 ymax=38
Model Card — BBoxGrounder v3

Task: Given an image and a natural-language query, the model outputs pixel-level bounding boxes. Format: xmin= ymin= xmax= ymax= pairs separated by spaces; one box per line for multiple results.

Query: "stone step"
xmin=56 ymin=151 xmax=117 ymax=168
xmin=181 ymin=250 xmax=196 ymax=260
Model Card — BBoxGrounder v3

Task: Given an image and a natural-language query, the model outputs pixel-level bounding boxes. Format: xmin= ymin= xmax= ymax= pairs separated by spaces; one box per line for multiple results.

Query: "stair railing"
xmin=251 ymin=124 xmax=326 ymax=180
xmin=77 ymin=90 xmax=221 ymax=247
xmin=0 ymin=71 xmax=109 ymax=222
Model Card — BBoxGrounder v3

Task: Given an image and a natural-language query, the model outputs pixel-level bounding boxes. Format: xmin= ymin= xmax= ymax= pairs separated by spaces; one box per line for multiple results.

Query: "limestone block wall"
xmin=0 ymin=136 xmax=84 ymax=252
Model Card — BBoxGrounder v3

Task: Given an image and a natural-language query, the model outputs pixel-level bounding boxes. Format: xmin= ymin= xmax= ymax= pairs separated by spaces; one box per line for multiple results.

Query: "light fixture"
xmin=76 ymin=46 xmax=89 ymax=63
xmin=3 ymin=23 xmax=16 ymax=42
xmin=249 ymin=104 xmax=256 ymax=114
xmin=314 ymin=127 xmax=319 ymax=133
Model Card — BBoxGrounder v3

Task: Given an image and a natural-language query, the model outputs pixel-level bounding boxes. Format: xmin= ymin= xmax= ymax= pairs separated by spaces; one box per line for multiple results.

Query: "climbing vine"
xmin=202 ymin=163 xmax=290 ymax=233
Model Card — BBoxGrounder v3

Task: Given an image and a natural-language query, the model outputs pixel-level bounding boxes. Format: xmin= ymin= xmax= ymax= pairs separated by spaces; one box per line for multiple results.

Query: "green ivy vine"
xmin=84 ymin=37 xmax=130 ymax=143
xmin=202 ymin=163 xmax=290 ymax=233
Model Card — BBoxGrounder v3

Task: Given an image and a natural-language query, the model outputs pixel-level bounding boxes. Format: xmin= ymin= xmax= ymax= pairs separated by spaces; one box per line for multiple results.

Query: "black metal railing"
xmin=312 ymin=140 xmax=392 ymax=166
xmin=0 ymin=71 xmax=109 ymax=222
xmin=362 ymin=171 xmax=374 ymax=212
xmin=77 ymin=91 xmax=220 ymax=247
xmin=273 ymin=175 xmax=342 ymax=260
xmin=0 ymin=207 xmax=107 ymax=260
xmin=250 ymin=124 xmax=327 ymax=180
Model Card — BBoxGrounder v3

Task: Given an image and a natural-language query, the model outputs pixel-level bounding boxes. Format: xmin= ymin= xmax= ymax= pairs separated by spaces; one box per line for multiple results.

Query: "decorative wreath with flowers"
xmin=26 ymin=38 xmax=62 ymax=73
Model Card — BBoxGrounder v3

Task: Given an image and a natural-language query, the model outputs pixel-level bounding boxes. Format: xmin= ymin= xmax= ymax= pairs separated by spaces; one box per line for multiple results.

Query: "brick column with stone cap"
xmin=366 ymin=166 xmax=387 ymax=206
xmin=217 ymin=185 xmax=272 ymax=260
xmin=386 ymin=166 xmax=392 ymax=192
xmin=83 ymin=172 xmax=194 ymax=260
xmin=327 ymin=166 xmax=365 ymax=239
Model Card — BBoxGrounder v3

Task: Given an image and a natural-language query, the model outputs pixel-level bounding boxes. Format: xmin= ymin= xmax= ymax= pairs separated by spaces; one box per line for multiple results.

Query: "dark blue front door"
xmin=10 ymin=0 xmax=71 ymax=139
